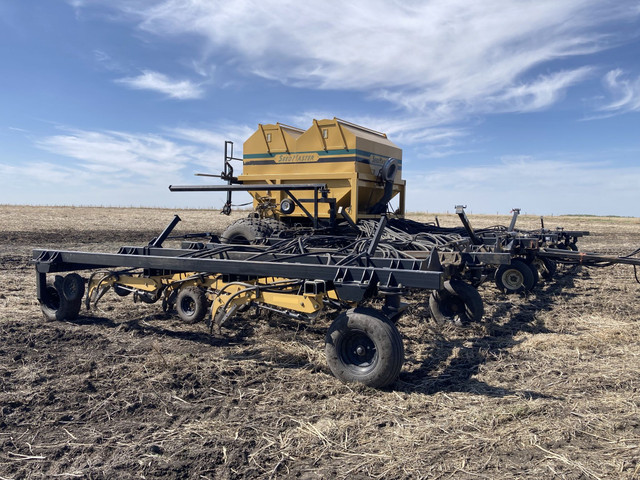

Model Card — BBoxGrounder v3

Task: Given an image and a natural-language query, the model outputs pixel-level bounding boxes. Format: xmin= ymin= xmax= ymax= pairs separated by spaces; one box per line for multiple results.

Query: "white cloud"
xmin=116 ymin=70 xmax=204 ymax=99
xmin=600 ymin=69 xmax=640 ymax=114
xmin=0 ymin=161 xmax=92 ymax=186
xmin=479 ymin=68 xmax=594 ymax=113
xmin=404 ymin=156 xmax=640 ymax=216
xmin=3 ymin=124 xmax=638 ymax=214
xmin=167 ymin=125 xmax=254 ymax=148
xmin=0 ymin=125 xmax=257 ymax=207
xmin=34 ymin=128 xmax=223 ymax=184
xmin=94 ymin=0 xmax=637 ymax=116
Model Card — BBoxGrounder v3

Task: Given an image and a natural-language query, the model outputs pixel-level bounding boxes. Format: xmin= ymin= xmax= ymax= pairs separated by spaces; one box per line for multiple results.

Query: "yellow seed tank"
xmin=239 ymin=118 xmax=405 ymax=223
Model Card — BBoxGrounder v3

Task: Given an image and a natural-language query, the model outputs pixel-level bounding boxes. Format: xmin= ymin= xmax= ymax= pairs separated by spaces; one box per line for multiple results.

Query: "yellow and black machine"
xmin=33 ymin=117 xmax=478 ymax=389
xmin=170 ymin=118 xmax=406 ymax=241
xmin=40 ymin=117 xmax=623 ymax=389
xmin=240 ymin=118 xmax=405 ymax=223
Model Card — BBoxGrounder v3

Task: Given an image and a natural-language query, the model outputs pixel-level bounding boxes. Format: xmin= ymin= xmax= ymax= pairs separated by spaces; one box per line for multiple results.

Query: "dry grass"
xmin=1 ymin=205 xmax=639 ymax=479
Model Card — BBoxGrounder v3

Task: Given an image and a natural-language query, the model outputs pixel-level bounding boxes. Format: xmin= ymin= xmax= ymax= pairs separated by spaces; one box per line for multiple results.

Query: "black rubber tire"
xmin=220 ymin=218 xmax=272 ymax=244
xmin=429 ymin=279 xmax=484 ymax=326
xmin=280 ymin=198 xmax=295 ymax=215
xmin=62 ymin=273 xmax=85 ymax=302
xmin=40 ymin=275 xmax=82 ymax=321
xmin=531 ymin=257 xmax=557 ymax=281
xmin=263 ymin=218 xmax=287 ymax=235
xmin=325 ymin=308 xmax=404 ymax=388
xmin=542 ymin=258 xmax=557 ymax=280
xmin=176 ymin=286 xmax=208 ymax=324
xmin=525 ymin=260 xmax=539 ymax=288
xmin=495 ymin=259 xmax=535 ymax=294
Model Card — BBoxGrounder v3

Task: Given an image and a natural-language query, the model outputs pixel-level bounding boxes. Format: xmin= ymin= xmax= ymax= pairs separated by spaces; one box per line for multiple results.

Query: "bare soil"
xmin=1 ymin=205 xmax=639 ymax=479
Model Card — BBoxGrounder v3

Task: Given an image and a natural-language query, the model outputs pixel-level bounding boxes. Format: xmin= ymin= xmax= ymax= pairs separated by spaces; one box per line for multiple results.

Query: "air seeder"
xmin=33 ymin=118 xmax=640 ymax=388
xmin=171 ymin=118 xmax=406 ymax=234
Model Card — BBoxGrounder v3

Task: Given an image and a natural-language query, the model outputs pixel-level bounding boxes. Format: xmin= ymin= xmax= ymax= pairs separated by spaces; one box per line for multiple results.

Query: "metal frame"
xmin=34 ymin=245 xmax=444 ymax=306
xmin=169 ymin=183 xmax=333 ymax=228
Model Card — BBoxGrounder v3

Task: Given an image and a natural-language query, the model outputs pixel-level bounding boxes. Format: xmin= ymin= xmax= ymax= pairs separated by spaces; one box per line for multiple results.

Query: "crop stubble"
xmin=0 ymin=205 xmax=639 ymax=479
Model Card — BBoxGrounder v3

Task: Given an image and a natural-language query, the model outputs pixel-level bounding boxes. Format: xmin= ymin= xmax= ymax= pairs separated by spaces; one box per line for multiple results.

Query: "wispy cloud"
xmin=1 ymin=124 xmax=254 ymax=206
xmin=0 ymin=161 xmax=93 ymax=186
xmin=93 ymin=0 xmax=637 ymax=116
xmin=93 ymin=49 xmax=125 ymax=73
xmin=35 ymin=128 xmax=212 ymax=181
xmin=167 ymin=125 xmax=254 ymax=148
xmin=481 ymin=68 xmax=594 ymax=113
xmin=116 ymin=70 xmax=204 ymax=99
xmin=31 ymin=123 xmax=254 ymax=181
xmin=599 ymin=69 xmax=640 ymax=114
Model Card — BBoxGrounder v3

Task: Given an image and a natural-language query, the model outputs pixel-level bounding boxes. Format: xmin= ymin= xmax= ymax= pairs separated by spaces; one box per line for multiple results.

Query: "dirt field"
xmin=1 ymin=205 xmax=639 ymax=479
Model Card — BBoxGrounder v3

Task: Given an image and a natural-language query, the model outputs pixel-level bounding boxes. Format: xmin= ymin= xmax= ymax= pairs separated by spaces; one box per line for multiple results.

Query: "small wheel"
xmin=176 ymin=286 xmax=208 ymax=324
xmin=40 ymin=275 xmax=82 ymax=321
xmin=495 ymin=259 xmax=535 ymax=294
xmin=429 ymin=279 xmax=484 ymax=326
xmin=280 ymin=198 xmax=295 ymax=215
xmin=325 ymin=308 xmax=404 ymax=388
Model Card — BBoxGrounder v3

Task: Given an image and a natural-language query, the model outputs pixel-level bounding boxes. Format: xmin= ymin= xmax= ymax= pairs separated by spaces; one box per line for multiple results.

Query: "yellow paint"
xmin=90 ymin=271 xmax=338 ymax=323
xmin=241 ymin=118 xmax=406 ymax=222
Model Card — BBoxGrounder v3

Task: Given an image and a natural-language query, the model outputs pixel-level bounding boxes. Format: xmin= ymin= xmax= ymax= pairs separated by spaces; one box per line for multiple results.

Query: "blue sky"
xmin=1 ymin=0 xmax=640 ymax=216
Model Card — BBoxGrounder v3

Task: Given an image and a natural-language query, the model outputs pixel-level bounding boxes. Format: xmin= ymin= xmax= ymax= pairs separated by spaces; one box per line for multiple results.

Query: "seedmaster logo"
xmin=275 ymin=153 xmax=319 ymax=163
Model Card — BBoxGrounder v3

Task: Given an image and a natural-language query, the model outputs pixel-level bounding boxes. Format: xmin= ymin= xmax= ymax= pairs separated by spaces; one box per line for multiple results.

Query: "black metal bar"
xmin=338 ymin=207 xmax=358 ymax=232
xmin=148 ymin=215 xmax=181 ymax=248
xmin=36 ymin=271 xmax=46 ymax=302
xmin=537 ymin=249 xmax=640 ymax=266
xmin=35 ymin=246 xmax=439 ymax=272
xmin=455 ymin=205 xmax=483 ymax=246
xmin=169 ymin=184 xmax=327 ymax=192
xmin=32 ymin=249 xmax=444 ymax=291
xmin=313 ymin=188 xmax=318 ymax=228
xmin=508 ymin=208 xmax=520 ymax=232
xmin=283 ymin=189 xmax=316 ymax=225
xmin=367 ymin=215 xmax=388 ymax=256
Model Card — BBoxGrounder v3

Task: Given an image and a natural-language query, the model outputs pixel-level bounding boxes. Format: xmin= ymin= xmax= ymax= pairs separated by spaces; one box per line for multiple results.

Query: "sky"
xmin=1 ymin=0 xmax=640 ymax=216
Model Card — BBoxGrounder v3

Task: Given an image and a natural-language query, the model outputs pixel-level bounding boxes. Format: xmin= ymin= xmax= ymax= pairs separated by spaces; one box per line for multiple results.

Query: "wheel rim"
xmin=180 ymin=296 xmax=196 ymax=317
xmin=340 ymin=330 xmax=377 ymax=371
xmin=502 ymin=268 xmax=524 ymax=290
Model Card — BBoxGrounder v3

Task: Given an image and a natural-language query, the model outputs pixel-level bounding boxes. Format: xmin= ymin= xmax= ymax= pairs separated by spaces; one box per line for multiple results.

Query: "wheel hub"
xmin=342 ymin=331 xmax=376 ymax=368
xmin=181 ymin=297 xmax=196 ymax=316
xmin=503 ymin=269 xmax=524 ymax=290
